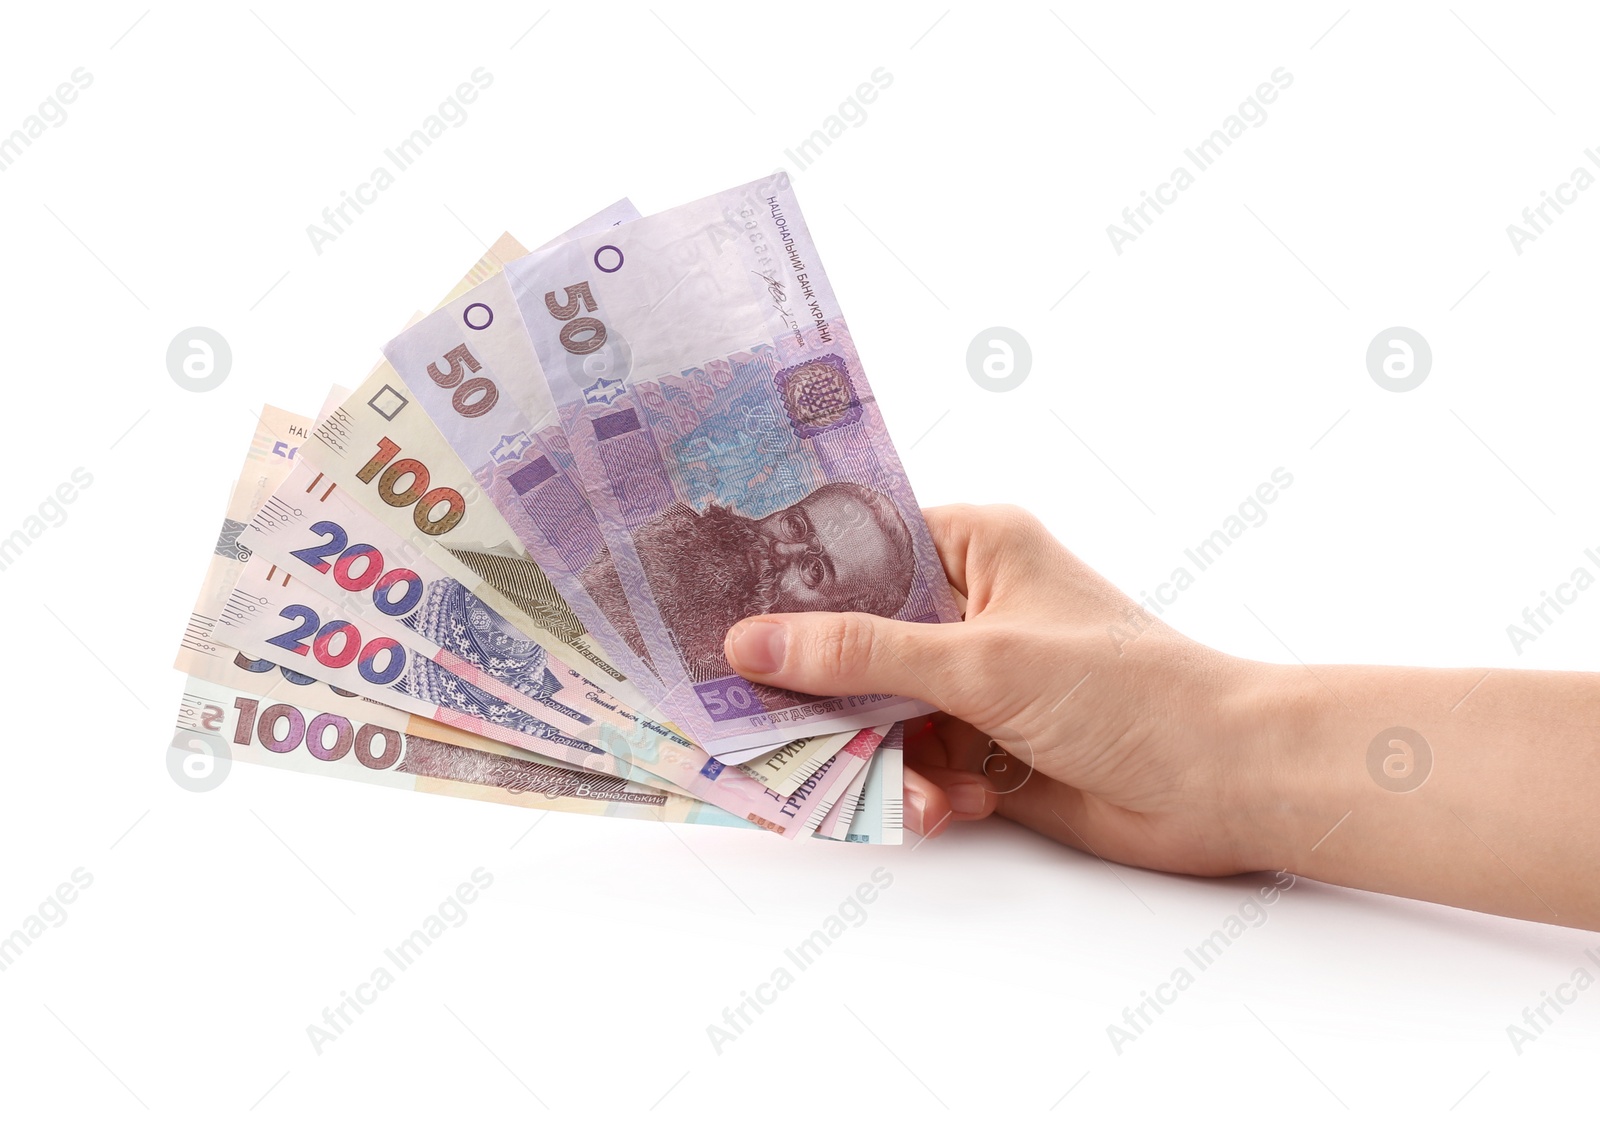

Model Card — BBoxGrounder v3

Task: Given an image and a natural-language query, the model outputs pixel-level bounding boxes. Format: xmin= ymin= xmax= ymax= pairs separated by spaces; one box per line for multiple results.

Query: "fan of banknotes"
xmin=172 ymin=175 xmax=959 ymax=844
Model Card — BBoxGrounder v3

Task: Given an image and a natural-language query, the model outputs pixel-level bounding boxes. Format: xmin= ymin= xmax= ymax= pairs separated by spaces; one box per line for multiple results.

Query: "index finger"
xmin=921 ymin=504 xmax=974 ymax=598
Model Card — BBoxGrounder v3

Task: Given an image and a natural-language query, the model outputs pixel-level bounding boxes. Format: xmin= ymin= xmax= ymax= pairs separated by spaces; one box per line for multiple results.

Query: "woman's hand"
xmin=726 ymin=504 xmax=1600 ymax=929
xmin=724 ymin=504 xmax=1282 ymax=876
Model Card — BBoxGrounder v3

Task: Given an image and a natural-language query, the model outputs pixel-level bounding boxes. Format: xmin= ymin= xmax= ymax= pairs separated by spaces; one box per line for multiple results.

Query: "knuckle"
xmin=814 ymin=612 xmax=877 ymax=681
xmin=965 ymin=623 xmax=1012 ymax=664
xmin=964 ymin=505 xmax=1050 ymax=576
xmin=984 ymin=503 xmax=1042 ymax=538
xmin=940 ymin=502 xmax=985 ymax=527
xmin=924 ymin=503 xmax=977 ymax=542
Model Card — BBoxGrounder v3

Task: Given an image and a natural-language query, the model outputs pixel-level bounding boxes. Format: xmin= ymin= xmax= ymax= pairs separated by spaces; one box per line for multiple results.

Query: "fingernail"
xmin=727 ymin=620 xmax=786 ymax=675
xmin=946 ymin=783 xmax=987 ymax=815
xmin=905 ymin=787 xmax=928 ymax=834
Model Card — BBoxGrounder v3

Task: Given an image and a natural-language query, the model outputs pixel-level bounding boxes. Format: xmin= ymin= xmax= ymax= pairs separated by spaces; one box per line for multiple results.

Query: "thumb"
xmin=724 ymin=612 xmax=960 ymax=708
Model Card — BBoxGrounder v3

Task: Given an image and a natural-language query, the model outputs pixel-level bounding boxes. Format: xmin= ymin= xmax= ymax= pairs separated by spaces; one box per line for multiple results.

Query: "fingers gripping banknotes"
xmin=507 ymin=176 xmax=956 ymax=751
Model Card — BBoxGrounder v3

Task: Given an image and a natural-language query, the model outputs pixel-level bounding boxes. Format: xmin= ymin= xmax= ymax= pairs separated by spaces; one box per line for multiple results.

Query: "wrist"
xmin=1217 ymin=660 xmax=1344 ymax=875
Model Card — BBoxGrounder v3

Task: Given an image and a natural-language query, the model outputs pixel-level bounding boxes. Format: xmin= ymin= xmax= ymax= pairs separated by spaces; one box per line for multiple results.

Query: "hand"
xmin=724 ymin=504 xmax=1279 ymax=877
xmin=726 ymin=504 xmax=1600 ymax=929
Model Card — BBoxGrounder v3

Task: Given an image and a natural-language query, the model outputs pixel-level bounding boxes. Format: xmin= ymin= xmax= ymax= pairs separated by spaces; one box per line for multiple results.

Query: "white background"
xmin=1 ymin=1 xmax=1596 ymax=1116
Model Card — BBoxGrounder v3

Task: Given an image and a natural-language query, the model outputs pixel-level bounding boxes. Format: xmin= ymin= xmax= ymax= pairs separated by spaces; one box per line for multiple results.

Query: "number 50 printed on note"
xmin=505 ymin=174 xmax=959 ymax=754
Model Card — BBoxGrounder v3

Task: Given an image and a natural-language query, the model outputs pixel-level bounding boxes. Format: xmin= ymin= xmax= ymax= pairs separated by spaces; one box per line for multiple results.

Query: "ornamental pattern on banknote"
xmin=444 ymin=546 xmax=587 ymax=646
xmin=356 ymin=654 xmax=593 ymax=756
xmin=405 ymin=576 xmax=566 ymax=704
xmin=215 ymin=518 xmax=251 ymax=562
xmin=633 ymin=347 xmax=869 ymax=520
xmin=773 ymin=354 xmax=862 ymax=439
xmin=408 ymin=738 xmax=639 ymax=801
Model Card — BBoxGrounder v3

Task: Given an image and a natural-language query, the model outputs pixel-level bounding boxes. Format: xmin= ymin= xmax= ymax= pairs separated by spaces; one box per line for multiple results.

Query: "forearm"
xmin=1248 ymin=664 xmax=1600 ymax=929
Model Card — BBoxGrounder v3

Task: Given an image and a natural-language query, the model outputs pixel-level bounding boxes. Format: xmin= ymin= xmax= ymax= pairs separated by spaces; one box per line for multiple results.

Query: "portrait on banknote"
xmin=579 ymin=480 xmax=916 ymax=683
